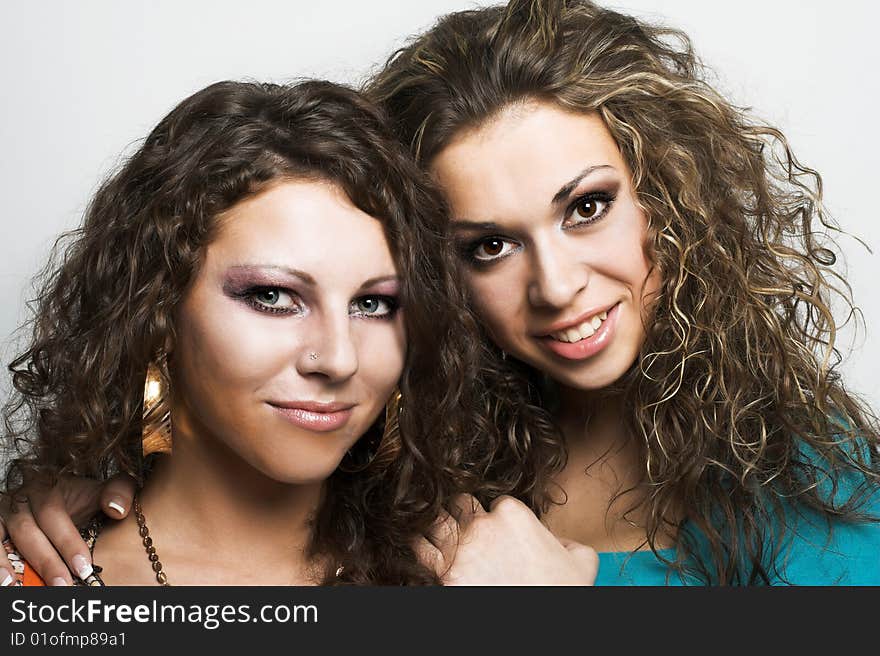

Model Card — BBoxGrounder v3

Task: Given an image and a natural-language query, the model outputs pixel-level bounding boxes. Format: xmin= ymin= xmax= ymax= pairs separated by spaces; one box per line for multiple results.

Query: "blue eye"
xmin=351 ymin=295 xmax=398 ymax=318
xmin=246 ymin=287 xmax=300 ymax=315
xmin=256 ymin=289 xmax=281 ymax=305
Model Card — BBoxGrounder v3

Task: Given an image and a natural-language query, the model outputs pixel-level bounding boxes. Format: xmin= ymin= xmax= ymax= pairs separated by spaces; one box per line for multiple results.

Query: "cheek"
xmin=174 ymin=301 xmax=294 ymax=410
xmin=358 ymin=317 xmax=407 ymax=396
xmin=463 ymin=270 xmax=526 ymax=346
xmin=597 ymin=208 xmax=654 ymax=297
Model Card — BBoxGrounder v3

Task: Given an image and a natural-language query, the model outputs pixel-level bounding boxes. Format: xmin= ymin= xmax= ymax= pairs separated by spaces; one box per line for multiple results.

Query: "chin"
xmin=259 ymin=461 xmax=341 ymax=486
xmin=539 ymin=349 xmax=639 ymax=393
xmin=249 ymin=445 xmax=349 ymax=486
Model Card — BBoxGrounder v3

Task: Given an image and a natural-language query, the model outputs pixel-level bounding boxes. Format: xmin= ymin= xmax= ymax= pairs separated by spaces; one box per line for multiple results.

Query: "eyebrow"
xmin=227 ymin=266 xmax=398 ymax=291
xmin=449 ymin=220 xmax=508 ymax=234
xmin=450 ymin=164 xmax=618 ymax=231
xmin=227 ymin=265 xmax=317 ymax=285
xmin=550 ymin=165 xmax=615 ymax=205
xmin=358 ymin=275 xmax=400 ymax=291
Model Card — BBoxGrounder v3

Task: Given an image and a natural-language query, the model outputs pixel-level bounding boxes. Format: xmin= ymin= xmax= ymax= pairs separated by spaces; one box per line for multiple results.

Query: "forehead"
xmin=205 ymin=178 xmax=397 ymax=279
xmin=431 ymin=102 xmax=626 ymax=217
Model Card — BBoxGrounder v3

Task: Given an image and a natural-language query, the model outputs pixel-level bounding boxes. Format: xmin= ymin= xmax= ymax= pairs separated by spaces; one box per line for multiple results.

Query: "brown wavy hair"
xmin=367 ymin=0 xmax=880 ymax=583
xmin=2 ymin=79 xmax=559 ymax=584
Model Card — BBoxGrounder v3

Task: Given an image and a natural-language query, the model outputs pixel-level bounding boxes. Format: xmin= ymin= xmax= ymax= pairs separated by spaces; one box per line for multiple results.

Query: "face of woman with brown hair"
xmin=170 ymin=178 xmax=405 ymax=484
xmin=432 ymin=101 xmax=659 ymax=392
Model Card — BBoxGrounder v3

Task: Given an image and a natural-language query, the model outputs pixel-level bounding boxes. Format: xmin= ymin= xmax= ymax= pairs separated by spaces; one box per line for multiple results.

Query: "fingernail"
xmin=72 ymin=554 xmax=93 ymax=580
xmin=107 ymin=500 xmax=126 ymax=516
xmin=1 ymin=569 xmax=13 ymax=587
xmin=50 ymin=577 xmax=70 ymax=586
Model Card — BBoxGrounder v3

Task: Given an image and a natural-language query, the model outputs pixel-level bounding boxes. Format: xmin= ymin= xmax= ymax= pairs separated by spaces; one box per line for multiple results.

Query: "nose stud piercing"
xmin=308 ymin=352 xmax=319 ymax=361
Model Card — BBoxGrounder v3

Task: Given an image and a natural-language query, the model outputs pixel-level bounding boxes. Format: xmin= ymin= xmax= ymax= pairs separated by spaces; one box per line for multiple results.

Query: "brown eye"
xmin=575 ymin=198 xmax=599 ymax=219
xmin=483 ymin=239 xmax=504 ymax=256
xmin=565 ymin=193 xmax=614 ymax=228
xmin=471 ymin=237 xmax=516 ymax=262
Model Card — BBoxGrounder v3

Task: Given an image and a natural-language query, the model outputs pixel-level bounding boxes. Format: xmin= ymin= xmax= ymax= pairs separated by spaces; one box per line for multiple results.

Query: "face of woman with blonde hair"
xmin=432 ymin=101 xmax=660 ymax=392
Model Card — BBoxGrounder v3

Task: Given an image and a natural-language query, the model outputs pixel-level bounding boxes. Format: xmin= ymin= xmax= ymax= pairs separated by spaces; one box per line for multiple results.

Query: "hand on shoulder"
xmin=416 ymin=494 xmax=598 ymax=585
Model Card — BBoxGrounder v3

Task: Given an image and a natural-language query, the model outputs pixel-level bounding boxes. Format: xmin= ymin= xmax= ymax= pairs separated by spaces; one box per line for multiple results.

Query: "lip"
xmin=269 ymin=400 xmax=355 ymax=412
xmin=536 ymin=301 xmax=620 ymax=336
xmin=536 ymin=302 xmax=620 ymax=361
xmin=268 ymin=401 xmax=356 ymax=433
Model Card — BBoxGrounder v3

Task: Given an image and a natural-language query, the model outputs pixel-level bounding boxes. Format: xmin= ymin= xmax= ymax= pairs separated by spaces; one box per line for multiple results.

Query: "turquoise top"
xmin=595 ymin=440 xmax=880 ymax=586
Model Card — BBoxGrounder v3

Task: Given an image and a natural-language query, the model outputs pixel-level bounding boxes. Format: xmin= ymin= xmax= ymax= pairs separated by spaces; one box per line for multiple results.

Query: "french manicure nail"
xmin=72 ymin=554 xmax=93 ymax=580
xmin=1 ymin=569 xmax=13 ymax=587
xmin=50 ymin=577 xmax=69 ymax=586
xmin=107 ymin=500 xmax=126 ymax=516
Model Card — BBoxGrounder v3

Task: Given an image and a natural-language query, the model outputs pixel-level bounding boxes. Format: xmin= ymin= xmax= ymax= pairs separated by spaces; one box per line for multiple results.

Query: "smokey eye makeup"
xmin=563 ymin=189 xmax=617 ymax=229
xmin=456 ymin=235 xmax=521 ymax=268
xmin=222 ymin=268 xmax=402 ymax=320
xmin=454 ymin=187 xmax=619 ymax=267
xmin=227 ymin=285 xmax=400 ymax=319
xmin=350 ymin=294 xmax=401 ymax=320
xmin=225 ymin=284 xmax=304 ymax=316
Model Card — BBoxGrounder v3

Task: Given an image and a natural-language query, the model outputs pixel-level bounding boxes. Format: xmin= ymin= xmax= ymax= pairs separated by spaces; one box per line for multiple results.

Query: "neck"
xmin=544 ymin=386 xmax=668 ymax=552
xmin=94 ymin=417 xmax=326 ymax=585
xmin=145 ymin=437 xmax=322 ymax=552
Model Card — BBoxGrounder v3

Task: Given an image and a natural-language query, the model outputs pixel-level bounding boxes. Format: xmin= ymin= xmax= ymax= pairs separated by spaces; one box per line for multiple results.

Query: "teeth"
xmin=579 ymin=322 xmax=596 ymax=339
xmin=551 ymin=309 xmax=609 ymax=343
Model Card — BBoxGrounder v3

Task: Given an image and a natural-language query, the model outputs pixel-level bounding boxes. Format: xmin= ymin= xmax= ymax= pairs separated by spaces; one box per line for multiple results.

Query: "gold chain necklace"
xmin=132 ymin=496 xmax=345 ymax=584
xmin=133 ymin=497 xmax=170 ymax=586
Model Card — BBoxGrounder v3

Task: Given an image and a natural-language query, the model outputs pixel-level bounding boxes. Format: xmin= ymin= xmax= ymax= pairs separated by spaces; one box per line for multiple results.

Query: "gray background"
xmin=1 ymin=1 xmax=877 ymax=413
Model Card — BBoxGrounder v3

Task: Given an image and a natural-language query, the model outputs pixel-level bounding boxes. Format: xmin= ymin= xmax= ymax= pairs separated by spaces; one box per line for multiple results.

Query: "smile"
xmin=536 ymin=302 xmax=620 ymax=360
xmin=268 ymin=401 xmax=355 ymax=432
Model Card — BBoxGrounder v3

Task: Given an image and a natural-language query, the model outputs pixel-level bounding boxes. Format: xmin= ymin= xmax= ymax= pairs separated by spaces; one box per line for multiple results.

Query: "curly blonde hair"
xmin=367 ymin=0 xmax=880 ymax=583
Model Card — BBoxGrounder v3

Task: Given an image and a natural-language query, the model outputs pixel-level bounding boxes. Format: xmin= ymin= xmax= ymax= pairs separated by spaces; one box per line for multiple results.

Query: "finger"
xmin=424 ymin=509 xmax=460 ymax=566
xmin=27 ymin=486 xmax=95 ymax=582
xmin=488 ymin=494 xmax=530 ymax=516
xmin=5 ymin=498 xmax=72 ymax=586
xmin=0 ymin=518 xmax=17 ymax=587
xmin=559 ymin=538 xmax=599 ymax=584
xmin=447 ymin=493 xmax=485 ymax=532
xmin=413 ymin=536 xmax=446 ymax=577
xmin=99 ymin=473 xmax=137 ymax=519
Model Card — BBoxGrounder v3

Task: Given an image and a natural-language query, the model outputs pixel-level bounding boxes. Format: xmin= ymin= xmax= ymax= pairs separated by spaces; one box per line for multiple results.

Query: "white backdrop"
xmin=1 ymin=0 xmax=877 ymax=412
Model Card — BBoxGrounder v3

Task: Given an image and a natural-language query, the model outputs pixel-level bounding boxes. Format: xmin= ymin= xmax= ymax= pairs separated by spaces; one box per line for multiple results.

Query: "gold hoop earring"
xmin=338 ymin=389 xmax=402 ymax=473
xmin=142 ymin=358 xmax=172 ymax=457
xmin=381 ymin=388 xmax=402 ymax=446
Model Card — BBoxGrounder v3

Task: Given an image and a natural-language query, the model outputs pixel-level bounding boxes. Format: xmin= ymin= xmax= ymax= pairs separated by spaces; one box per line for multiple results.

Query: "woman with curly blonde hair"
xmin=6 ymin=0 xmax=879 ymax=585
xmin=362 ymin=0 xmax=880 ymax=584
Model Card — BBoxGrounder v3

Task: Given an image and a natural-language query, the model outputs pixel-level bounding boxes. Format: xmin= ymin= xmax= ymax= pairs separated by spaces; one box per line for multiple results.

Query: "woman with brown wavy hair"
xmin=362 ymin=0 xmax=880 ymax=584
xmin=0 ymin=78 xmax=569 ymax=585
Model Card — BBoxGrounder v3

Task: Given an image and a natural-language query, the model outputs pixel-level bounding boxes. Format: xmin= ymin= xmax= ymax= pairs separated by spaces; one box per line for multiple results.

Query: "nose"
xmin=527 ymin=234 xmax=588 ymax=309
xmin=296 ymin=312 xmax=359 ymax=382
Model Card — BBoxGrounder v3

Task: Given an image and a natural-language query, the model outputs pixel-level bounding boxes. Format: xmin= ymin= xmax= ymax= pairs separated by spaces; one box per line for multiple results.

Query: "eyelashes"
xmin=564 ymin=190 xmax=615 ymax=228
xmin=350 ymin=295 xmax=399 ymax=319
xmin=458 ymin=190 xmax=617 ymax=266
xmin=241 ymin=286 xmax=302 ymax=315
xmin=235 ymin=286 xmax=399 ymax=320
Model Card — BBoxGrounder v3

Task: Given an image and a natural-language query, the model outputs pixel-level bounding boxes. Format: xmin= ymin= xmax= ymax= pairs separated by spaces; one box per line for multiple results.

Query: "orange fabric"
xmin=22 ymin=563 xmax=46 ymax=586
xmin=3 ymin=539 xmax=46 ymax=586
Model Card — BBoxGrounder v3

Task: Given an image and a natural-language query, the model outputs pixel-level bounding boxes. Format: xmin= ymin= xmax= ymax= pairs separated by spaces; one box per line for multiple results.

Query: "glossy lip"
xmin=535 ymin=301 xmax=620 ymax=336
xmin=268 ymin=400 xmax=356 ymax=433
xmin=536 ymin=302 xmax=621 ymax=361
